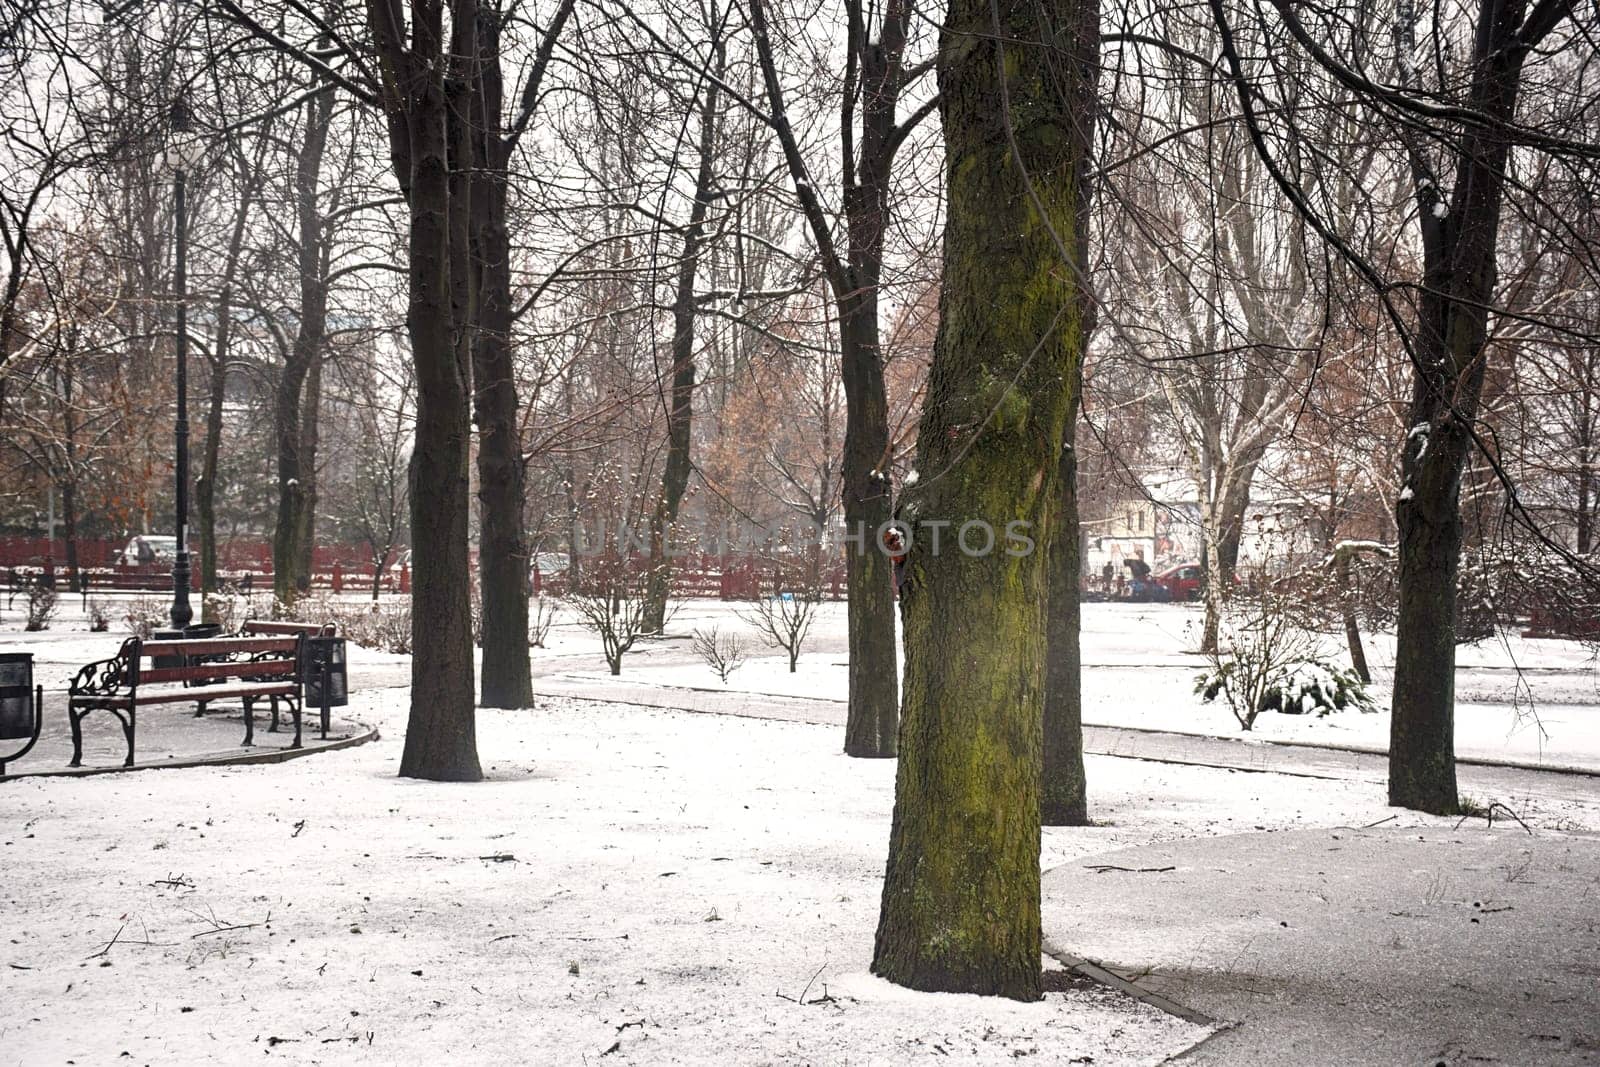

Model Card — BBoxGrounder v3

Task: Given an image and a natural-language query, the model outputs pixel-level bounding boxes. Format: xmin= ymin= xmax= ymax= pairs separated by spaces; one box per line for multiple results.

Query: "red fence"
xmin=0 ymin=537 xmax=398 ymax=595
xmin=4 ymin=537 xmax=851 ymax=602
xmin=533 ymin=551 xmax=849 ymax=602
xmin=0 ymin=536 xmax=385 ymax=572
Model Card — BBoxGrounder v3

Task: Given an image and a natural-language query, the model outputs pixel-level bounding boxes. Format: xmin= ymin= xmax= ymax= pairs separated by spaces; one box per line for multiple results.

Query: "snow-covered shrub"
xmin=204 ymin=591 xmax=247 ymax=633
xmin=1194 ymin=591 xmax=1377 ymax=730
xmin=1200 ymin=658 xmax=1376 ymax=717
xmin=86 ymin=598 xmax=111 ymax=632
xmin=328 ymin=600 xmax=411 ymax=654
xmin=692 ymin=625 xmax=745 ymax=683
xmin=24 ymin=586 xmax=57 ymax=631
xmin=123 ymin=595 xmax=168 ymax=639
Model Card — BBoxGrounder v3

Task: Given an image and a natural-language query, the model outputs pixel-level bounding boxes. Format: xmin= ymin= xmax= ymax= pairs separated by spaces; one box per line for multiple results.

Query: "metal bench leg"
xmin=195 ymin=700 xmax=208 ymax=718
xmin=242 ymin=696 xmax=255 ymax=747
xmin=68 ymin=705 xmax=88 ymax=768
xmin=268 ymin=698 xmax=280 ymax=733
xmin=110 ymin=709 xmax=135 ymax=768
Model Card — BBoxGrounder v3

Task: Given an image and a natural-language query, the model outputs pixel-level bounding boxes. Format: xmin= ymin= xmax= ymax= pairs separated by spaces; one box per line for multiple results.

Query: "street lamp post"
xmin=169 ymin=96 xmax=194 ymax=630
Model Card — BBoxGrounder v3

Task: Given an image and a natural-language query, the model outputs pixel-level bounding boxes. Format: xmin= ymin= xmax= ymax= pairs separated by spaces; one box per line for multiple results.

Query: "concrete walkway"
xmin=1 ymin=702 xmax=374 ymax=779
xmin=1042 ymin=827 xmax=1600 ymax=1065
xmin=529 ymin=674 xmax=1600 ymax=805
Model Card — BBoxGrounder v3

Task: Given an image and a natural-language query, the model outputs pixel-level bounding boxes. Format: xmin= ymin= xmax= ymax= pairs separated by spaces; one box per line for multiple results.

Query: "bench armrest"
xmin=70 ymin=637 xmax=140 ymax=696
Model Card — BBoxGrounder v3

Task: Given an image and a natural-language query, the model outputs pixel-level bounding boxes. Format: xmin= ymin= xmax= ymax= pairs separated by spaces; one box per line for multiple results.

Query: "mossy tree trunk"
xmin=872 ymin=0 xmax=1091 ymax=999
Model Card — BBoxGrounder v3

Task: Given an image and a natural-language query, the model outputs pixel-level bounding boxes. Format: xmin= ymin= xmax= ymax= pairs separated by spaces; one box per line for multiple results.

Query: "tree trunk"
xmin=274 ymin=85 xmax=333 ymax=604
xmin=748 ymin=0 xmax=906 ymax=759
xmin=296 ymin=343 xmax=324 ymax=593
xmin=872 ymin=0 xmax=1089 ymax=998
xmin=61 ymin=480 xmax=79 ymax=580
xmin=1390 ymin=431 xmax=1465 ymax=813
xmin=60 ymin=362 xmax=81 ymax=584
xmin=1388 ymin=0 xmax=1540 ymax=815
xmin=472 ymin=13 xmax=533 ymax=708
xmin=1199 ymin=471 xmax=1251 ymax=652
xmin=1042 ymin=420 xmax=1088 ymax=825
xmin=198 ymin=360 xmax=226 ymax=609
xmin=198 ymin=143 xmax=258 ymax=611
xmin=837 ymin=35 xmax=902 ymax=758
xmin=1040 ymin=0 xmax=1097 ymax=827
xmin=643 ymin=53 xmax=722 ymax=635
xmin=838 ymin=302 xmax=899 ymax=757
xmin=1333 ymin=551 xmax=1370 ymax=684
xmin=377 ymin=0 xmax=483 ymax=782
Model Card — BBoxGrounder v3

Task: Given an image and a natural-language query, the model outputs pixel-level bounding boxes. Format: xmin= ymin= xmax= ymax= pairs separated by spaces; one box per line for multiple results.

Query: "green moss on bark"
xmin=871 ymin=0 xmax=1096 ymax=999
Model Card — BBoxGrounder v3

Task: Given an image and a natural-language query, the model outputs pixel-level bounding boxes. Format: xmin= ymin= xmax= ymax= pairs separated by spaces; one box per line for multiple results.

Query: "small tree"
xmin=692 ymin=625 xmax=746 ymax=683
xmin=737 ymin=593 xmax=816 ymax=673
xmin=567 ymin=561 xmax=656 ymax=676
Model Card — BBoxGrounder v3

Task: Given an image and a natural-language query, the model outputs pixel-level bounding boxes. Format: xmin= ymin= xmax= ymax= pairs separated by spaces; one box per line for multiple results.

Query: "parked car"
xmin=119 ymin=535 xmax=180 ymax=568
xmin=1155 ymin=562 xmax=1203 ymax=602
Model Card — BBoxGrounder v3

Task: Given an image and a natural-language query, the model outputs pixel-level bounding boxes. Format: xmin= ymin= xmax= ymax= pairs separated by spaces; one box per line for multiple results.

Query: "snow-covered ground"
xmin=9 ymin=591 xmax=1600 ymax=1062
xmin=558 ymin=600 xmax=1600 ymax=770
xmin=9 ymin=686 xmax=1589 ymax=1065
xmin=3 ymin=596 xmax=1599 ymax=1062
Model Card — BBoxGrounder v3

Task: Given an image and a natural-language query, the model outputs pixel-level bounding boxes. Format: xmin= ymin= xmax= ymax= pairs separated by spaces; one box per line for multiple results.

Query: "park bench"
xmin=238 ymin=620 xmax=340 ymax=734
xmin=238 ymin=618 xmax=334 ymax=639
xmin=67 ymin=634 xmax=307 ymax=768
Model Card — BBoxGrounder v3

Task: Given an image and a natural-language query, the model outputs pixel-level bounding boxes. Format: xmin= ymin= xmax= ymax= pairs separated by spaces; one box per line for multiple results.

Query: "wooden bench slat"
xmin=144 ymin=637 xmax=297 ymax=657
xmin=140 ymin=659 xmax=298 ymax=684
xmin=134 ymin=682 xmax=297 ymax=706
xmin=239 ymin=620 xmax=335 ymax=636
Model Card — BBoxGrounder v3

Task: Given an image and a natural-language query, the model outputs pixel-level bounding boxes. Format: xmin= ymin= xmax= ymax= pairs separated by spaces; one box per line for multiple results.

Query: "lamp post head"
xmin=163 ymin=95 xmax=203 ymax=174
xmin=169 ymin=95 xmax=192 ymax=136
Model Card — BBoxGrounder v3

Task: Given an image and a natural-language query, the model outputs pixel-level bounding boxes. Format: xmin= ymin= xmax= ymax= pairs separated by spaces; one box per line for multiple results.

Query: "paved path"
xmin=1 ymin=703 xmax=374 ymax=778
xmin=1042 ymin=827 xmax=1600 ymax=1065
xmin=529 ymin=674 xmax=1600 ymax=805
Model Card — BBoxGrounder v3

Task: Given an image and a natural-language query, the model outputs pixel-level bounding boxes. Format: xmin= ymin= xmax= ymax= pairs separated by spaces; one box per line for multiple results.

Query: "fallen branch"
xmin=1454 ymin=801 xmax=1534 ymax=836
xmin=87 ymin=922 xmax=126 ymax=960
xmin=192 ymin=922 xmax=259 ymax=939
xmin=1083 ymin=864 xmax=1176 ymax=874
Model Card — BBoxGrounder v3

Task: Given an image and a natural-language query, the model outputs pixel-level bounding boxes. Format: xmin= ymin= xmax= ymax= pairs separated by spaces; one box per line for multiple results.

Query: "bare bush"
xmin=123 ymin=595 xmax=168 ymax=640
xmin=86 ymin=598 xmax=110 ymax=632
xmin=567 ymin=563 xmax=652 ymax=676
xmin=529 ymin=597 xmax=557 ymax=648
xmin=336 ymin=600 xmax=414 ymax=655
xmin=692 ymin=625 xmax=746 ymax=683
xmin=736 ymin=593 xmax=817 ymax=672
xmin=25 ymin=586 xmax=57 ymax=632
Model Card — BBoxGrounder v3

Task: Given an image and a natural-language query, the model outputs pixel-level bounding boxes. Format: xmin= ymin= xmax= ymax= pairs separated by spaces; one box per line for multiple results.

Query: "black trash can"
xmin=305 ymin=635 xmax=347 ymax=739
